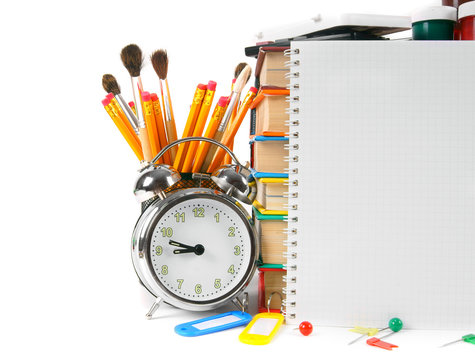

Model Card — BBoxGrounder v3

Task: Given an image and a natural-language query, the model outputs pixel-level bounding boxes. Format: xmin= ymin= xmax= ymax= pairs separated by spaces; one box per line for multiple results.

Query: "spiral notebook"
xmin=283 ymin=41 xmax=475 ymax=329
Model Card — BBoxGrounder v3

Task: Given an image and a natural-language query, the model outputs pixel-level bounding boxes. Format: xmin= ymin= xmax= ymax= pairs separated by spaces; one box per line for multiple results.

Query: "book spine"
xmin=250 ymin=107 xmax=256 ymax=136
xmin=282 ymin=47 xmax=300 ymax=322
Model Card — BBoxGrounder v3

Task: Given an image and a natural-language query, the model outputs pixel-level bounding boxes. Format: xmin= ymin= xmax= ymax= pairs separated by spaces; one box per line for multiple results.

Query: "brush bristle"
xmin=102 ymin=74 xmax=121 ymax=95
xmin=120 ymin=44 xmax=143 ymax=77
xmin=234 ymin=62 xmax=248 ymax=79
xmin=150 ymin=49 xmax=168 ymax=80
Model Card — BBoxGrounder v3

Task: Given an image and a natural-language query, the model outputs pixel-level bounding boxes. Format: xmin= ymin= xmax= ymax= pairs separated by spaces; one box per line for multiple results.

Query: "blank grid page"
xmin=287 ymin=41 xmax=475 ymax=329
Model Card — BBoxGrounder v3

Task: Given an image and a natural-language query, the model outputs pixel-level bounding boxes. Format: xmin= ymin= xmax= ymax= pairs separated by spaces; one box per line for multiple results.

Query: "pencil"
xmin=151 ymin=93 xmax=170 ymax=165
xmin=102 ymin=97 xmax=143 ymax=161
xmin=142 ymin=91 xmax=161 ymax=161
xmin=193 ymin=96 xmax=228 ymax=173
xmin=181 ymin=81 xmax=217 ymax=173
xmin=173 ymin=83 xmax=207 ymax=171
xmin=207 ymin=87 xmax=257 ymax=172
xmin=201 ymin=65 xmax=252 ymax=170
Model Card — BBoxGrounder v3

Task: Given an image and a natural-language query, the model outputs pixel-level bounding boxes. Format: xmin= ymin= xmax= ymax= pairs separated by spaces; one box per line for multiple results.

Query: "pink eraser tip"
xmin=232 ymin=78 xmax=236 ymax=84
xmin=142 ymin=91 xmax=151 ymax=102
xmin=218 ymin=96 xmax=228 ymax=107
xmin=198 ymin=83 xmax=207 ymax=90
xmin=150 ymin=93 xmax=159 ymax=101
xmin=106 ymin=93 xmax=114 ymax=100
xmin=250 ymin=87 xmax=258 ymax=94
xmin=128 ymin=101 xmax=135 ymax=107
xmin=207 ymin=81 xmax=217 ymax=91
xmin=102 ymin=98 xmax=111 ymax=106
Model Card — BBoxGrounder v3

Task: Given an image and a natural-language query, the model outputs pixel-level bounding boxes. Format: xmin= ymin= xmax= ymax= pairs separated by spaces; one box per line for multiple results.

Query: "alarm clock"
xmin=131 ymin=137 xmax=259 ymax=319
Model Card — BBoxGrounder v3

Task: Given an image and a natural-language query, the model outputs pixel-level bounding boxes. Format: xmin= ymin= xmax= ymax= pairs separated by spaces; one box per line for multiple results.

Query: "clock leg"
xmin=145 ymin=297 xmax=162 ymax=320
xmin=232 ymin=292 xmax=249 ymax=313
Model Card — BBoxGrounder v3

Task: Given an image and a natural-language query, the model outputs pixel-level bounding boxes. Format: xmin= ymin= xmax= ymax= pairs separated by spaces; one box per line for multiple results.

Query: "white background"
xmin=1 ymin=0 xmax=474 ymax=359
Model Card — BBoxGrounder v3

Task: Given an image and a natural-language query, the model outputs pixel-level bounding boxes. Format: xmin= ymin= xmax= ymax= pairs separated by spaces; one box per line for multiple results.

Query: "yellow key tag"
xmin=239 ymin=312 xmax=284 ymax=345
xmin=350 ymin=326 xmax=379 ymax=336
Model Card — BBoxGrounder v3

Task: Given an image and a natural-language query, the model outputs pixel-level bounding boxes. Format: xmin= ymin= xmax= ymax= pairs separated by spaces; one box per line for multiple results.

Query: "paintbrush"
xmin=234 ymin=62 xmax=248 ymax=81
xmin=150 ymin=49 xmax=178 ymax=162
xmin=102 ymin=74 xmax=139 ymax=135
xmin=201 ymin=64 xmax=252 ymax=171
xmin=120 ymin=44 xmax=153 ymax=162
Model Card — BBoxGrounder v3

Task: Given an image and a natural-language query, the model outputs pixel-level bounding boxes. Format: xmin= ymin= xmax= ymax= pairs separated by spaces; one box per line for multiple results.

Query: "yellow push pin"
xmin=348 ymin=318 xmax=403 ymax=345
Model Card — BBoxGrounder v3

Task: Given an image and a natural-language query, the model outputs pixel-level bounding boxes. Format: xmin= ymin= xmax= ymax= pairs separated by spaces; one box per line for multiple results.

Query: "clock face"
xmin=147 ymin=194 xmax=254 ymax=304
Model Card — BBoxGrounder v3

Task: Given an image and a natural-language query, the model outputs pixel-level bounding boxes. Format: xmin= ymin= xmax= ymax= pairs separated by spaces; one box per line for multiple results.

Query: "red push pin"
xmin=298 ymin=321 xmax=313 ymax=336
xmin=293 ymin=321 xmax=314 ymax=336
xmin=367 ymin=337 xmax=398 ymax=351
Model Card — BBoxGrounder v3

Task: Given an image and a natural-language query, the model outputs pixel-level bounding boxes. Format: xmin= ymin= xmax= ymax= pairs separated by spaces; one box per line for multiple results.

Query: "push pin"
xmin=440 ymin=334 xmax=475 ymax=348
xmin=348 ymin=317 xmax=403 ymax=345
xmin=297 ymin=321 xmax=313 ymax=336
xmin=366 ymin=318 xmax=403 ymax=351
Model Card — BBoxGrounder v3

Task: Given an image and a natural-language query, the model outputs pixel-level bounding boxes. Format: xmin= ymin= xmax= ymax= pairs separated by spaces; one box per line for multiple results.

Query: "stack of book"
xmin=250 ymin=47 xmax=290 ymax=313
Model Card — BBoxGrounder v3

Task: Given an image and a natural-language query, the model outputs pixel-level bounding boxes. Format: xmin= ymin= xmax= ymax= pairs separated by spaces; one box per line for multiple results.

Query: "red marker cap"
xmin=142 ymin=91 xmax=151 ymax=102
xmin=198 ymin=83 xmax=207 ymax=90
xmin=150 ymin=93 xmax=159 ymax=102
xmin=218 ymin=96 xmax=228 ymax=107
xmin=207 ymin=81 xmax=217 ymax=91
xmin=249 ymin=87 xmax=258 ymax=94
xmin=128 ymin=101 xmax=135 ymax=108
xmin=102 ymin=98 xmax=111 ymax=106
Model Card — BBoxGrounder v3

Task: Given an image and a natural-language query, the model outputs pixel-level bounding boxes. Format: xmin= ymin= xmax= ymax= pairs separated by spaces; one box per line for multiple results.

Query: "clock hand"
xmin=173 ymin=244 xmax=205 ymax=256
xmin=169 ymin=240 xmax=195 ymax=250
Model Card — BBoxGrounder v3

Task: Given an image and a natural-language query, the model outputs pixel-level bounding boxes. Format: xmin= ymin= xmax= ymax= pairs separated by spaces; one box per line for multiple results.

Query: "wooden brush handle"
xmin=201 ymin=130 xmax=224 ymax=173
xmin=138 ymin=128 xmax=153 ymax=162
xmin=165 ymin=121 xmax=178 ymax=162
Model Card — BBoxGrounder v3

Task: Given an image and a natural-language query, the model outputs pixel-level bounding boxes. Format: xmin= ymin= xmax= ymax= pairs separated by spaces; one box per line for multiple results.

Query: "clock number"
xmin=214 ymin=213 xmax=219 ymax=223
xmin=234 ymin=245 xmax=241 ymax=256
xmin=195 ymin=284 xmax=202 ymax=294
xmin=177 ymin=279 xmax=184 ymax=289
xmin=161 ymin=265 xmax=168 ymax=275
xmin=214 ymin=279 xmax=221 ymax=289
xmin=174 ymin=212 xmax=185 ymax=222
xmin=228 ymin=265 xmax=235 ymax=275
xmin=155 ymin=246 xmax=163 ymax=256
xmin=228 ymin=227 xmax=235 ymax=237
xmin=161 ymin=227 xmax=173 ymax=237
xmin=193 ymin=207 xmax=205 ymax=217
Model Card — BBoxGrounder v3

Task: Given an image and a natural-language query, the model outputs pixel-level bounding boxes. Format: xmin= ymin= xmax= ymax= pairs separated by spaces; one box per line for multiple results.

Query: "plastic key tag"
xmin=175 ymin=311 xmax=252 ymax=337
xmin=239 ymin=312 xmax=284 ymax=345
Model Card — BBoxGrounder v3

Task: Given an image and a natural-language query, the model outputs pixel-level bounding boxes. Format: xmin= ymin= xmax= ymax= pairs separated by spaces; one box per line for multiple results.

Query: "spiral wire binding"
xmin=282 ymin=46 xmax=300 ymax=321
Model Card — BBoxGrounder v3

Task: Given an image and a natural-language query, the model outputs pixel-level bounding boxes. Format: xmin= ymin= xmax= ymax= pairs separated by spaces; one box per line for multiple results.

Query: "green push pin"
xmin=378 ymin=318 xmax=403 ymax=341
xmin=348 ymin=318 xmax=403 ymax=345
xmin=440 ymin=334 xmax=475 ymax=348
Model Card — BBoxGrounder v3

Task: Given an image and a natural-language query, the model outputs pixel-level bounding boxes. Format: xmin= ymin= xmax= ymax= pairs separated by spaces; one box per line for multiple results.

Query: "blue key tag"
xmin=175 ymin=311 xmax=253 ymax=337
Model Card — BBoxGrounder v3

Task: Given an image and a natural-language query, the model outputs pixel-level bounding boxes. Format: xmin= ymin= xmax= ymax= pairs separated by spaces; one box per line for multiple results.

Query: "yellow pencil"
xmin=102 ymin=97 xmax=143 ymax=161
xmin=207 ymin=87 xmax=257 ymax=172
xmin=151 ymin=93 xmax=170 ymax=165
xmin=193 ymin=96 xmax=228 ymax=173
xmin=181 ymin=81 xmax=217 ymax=173
xmin=173 ymin=83 xmax=207 ymax=171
